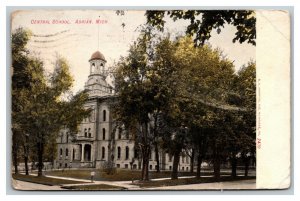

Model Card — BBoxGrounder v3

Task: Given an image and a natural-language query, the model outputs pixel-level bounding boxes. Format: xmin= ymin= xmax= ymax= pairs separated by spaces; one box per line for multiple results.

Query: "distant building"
xmin=55 ymin=51 xmax=190 ymax=171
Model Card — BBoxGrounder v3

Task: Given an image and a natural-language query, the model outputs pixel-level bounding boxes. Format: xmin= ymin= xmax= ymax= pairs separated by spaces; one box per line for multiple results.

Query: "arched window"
xmin=84 ymin=128 xmax=87 ymax=137
xmin=103 ymin=110 xmax=106 ymax=121
xmin=117 ymin=147 xmax=121 ymax=159
xmin=66 ymin=148 xmax=68 ymax=157
xmin=125 ymin=146 xmax=129 ymax=160
xmin=73 ymin=149 xmax=75 ymax=160
xmin=88 ymin=128 xmax=91 ymax=138
xmin=102 ymin=128 xmax=106 ymax=140
xmin=102 ymin=147 xmax=105 ymax=159
xmin=60 ymin=148 xmax=63 ymax=157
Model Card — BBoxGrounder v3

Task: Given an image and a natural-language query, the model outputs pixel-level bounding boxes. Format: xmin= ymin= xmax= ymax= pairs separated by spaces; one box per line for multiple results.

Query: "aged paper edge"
xmin=256 ymin=10 xmax=291 ymax=189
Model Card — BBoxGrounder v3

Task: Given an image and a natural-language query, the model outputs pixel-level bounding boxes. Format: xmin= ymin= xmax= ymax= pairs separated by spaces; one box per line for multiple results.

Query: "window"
xmin=168 ymin=154 xmax=172 ymax=162
xmin=117 ymin=147 xmax=121 ymax=159
xmin=125 ymin=164 xmax=128 ymax=169
xmin=73 ymin=149 xmax=75 ymax=160
xmin=134 ymin=148 xmax=138 ymax=158
xmin=182 ymin=167 xmax=184 ymax=171
xmin=66 ymin=133 xmax=69 ymax=143
xmin=60 ymin=148 xmax=63 ymax=158
xmin=88 ymin=128 xmax=91 ymax=138
xmin=66 ymin=148 xmax=69 ymax=156
xmin=186 ymin=167 xmax=189 ymax=171
xmin=117 ymin=164 xmax=120 ymax=168
xmin=84 ymin=128 xmax=87 ymax=137
xmin=150 ymin=165 xmax=152 ymax=170
xmin=102 ymin=128 xmax=106 ymax=140
xmin=102 ymin=147 xmax=105 ymax=159
xmin=118 ymin=127 xmax=122 ymax=139
xmin=169 ymin=166 xmax=172 ymax=170
xmin=60 ymin=134 xmax=63 ymax=143
xmin=103 ymin=110 xmax=106 ymax=121
xmin=125 ymin=146 xmax=129 ymax=160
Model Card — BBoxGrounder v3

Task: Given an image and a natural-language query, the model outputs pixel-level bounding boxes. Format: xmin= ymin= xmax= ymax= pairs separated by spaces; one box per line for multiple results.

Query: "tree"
xmin=11 ymin=28 xmax=91 ymax=176
xmin=114 ymin=28 xmax=255 ymax=181
xmin=113 ymin=32 xmax=155 ymax=181
xmin=146 ymin=10 xmax=256 ymax=46
xmin=12 ymin=27 xmax=34 ymax=175
xmin=232 ymin=62 xmax=256 ymax=176
xmin=166 ymin=36 xmax=236 ymax=179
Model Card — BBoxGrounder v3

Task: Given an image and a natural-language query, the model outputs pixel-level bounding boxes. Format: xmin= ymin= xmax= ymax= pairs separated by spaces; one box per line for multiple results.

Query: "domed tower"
xmin=85 ymin=51 xmax=113 ymax=97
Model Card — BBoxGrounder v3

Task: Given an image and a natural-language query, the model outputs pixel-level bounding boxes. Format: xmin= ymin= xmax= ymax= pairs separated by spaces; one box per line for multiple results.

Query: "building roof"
xmin=89 ymin=51 xmax=106 ymax=62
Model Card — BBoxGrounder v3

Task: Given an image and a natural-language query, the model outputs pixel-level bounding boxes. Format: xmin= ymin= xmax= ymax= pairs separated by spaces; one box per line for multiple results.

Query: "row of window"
xmin=83 ymin=128 xmax=107 ymax=139
xmin=82 ymin=127 xmax=130 ymax=140
xmin=59 ymin=146 xmax=189 ymax=164
xmin=115 ymin=164 xmax=189 ymax=171
xmin=84 ymin=110 xmax=107 ymax=123
xmin=101 ymin=146 xmax=132 ymax=160
xmin=59 ymin=148 xmax=76 ymax=160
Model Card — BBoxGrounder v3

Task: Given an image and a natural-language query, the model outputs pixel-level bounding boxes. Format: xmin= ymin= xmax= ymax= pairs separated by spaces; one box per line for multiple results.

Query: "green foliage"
xmin=11 ymin=27 xmax=90 ymax=175
xmin=146 ymin=10 xmax=256 ymax=46
xmin=113 ymin=31 xmax=255 ymax=179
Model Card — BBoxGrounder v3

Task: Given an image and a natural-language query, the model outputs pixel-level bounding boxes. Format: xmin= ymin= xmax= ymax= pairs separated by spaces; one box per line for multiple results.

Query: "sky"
xmin=11 ymin=10 xmax=255 ymax=94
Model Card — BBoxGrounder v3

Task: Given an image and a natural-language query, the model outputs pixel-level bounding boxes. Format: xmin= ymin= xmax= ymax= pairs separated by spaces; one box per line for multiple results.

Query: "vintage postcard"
xmin=10 ymin=9 xmax=290 ymax=191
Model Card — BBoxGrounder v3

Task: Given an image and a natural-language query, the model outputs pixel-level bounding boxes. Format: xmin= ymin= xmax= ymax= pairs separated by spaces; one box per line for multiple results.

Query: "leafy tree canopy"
xmin=146 ymin=10 xmax=256 ymax=46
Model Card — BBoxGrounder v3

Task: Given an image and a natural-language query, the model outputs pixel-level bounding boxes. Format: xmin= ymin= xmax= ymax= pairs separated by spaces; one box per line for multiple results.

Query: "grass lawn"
xmin=134 ymin=176 xmax=256 ymax=188
xmin=45 ymin=168 xmax=254 ymax=182
xmin=62 ymin=184 xmax=126 ymax=190
xmin=12 ymin=174 xmax=86 ymax=186
xmin=46 ymin=169 xmax=199 ymax=181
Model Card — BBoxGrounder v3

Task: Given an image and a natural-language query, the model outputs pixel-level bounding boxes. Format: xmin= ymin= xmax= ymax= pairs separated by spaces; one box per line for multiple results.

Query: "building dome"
xmin=89 ymin=51 xmax=106 ymax=62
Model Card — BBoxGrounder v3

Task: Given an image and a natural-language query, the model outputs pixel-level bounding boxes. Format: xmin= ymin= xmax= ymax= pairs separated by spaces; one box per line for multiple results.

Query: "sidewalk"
xmin=13 ymin=173 xmax=256 ymax=191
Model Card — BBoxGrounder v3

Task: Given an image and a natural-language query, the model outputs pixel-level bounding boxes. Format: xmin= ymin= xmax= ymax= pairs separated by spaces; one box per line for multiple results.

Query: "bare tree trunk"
xmin=231 ymin=155 xmax=237 ymax=177
xmin=171 ymin=150 xmax=180 ymax=180
xmin=244 ymin=156 xmax=249 ymax=177
xmin=23 ymin=134 xmax=30 ymax=175
xmin=12 ymin=145 xmax=19 ymax=174
xmin=141 ymin=122 xmax=150 ymax=181
xmin=12 ymin=131 xmax=19 ymax=174
xmin=37 ymin=141 xmax=44 ymax=177
xmin=154 ymin=143 xmax=160 ymax=173
xmin=153 ymin=113 xmax=160 ymax=173
xmin=196 ymin=152 xmax=203 ymax=179
xmin=213 ymin=144 xmax=220 ymax=181
xmin=190 ymin=148 xmax=195 ymax=173
xmin=141 ymin=143 xmax=150 ymax=181
xmin=23 ymin=145 xmax=29 ymax=175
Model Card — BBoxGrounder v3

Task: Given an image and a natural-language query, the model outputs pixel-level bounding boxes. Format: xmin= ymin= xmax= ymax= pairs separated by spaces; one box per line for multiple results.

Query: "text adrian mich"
xmin=31 ymin=19 xmax=108 ymax=25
